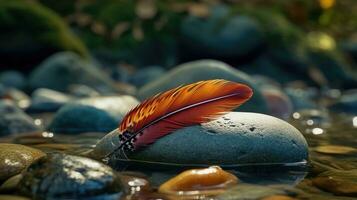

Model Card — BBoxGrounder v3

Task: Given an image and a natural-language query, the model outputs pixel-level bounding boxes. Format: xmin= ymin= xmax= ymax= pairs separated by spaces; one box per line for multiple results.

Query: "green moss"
xmin=0 ymin=0 xmax=88 ymax=59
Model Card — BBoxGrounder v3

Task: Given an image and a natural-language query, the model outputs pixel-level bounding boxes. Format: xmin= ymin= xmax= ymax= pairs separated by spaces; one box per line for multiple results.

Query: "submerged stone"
xmin=159 ymin=166 xmax=238 ymax=196
xmin=138 ymin=60 xmax=268 ymax=113
xmin=18 ymin=153 xmax=123 ymax=200
xmin=312 ymin=169 xmax=357 ymax=197
xmin=48 ymin=96 xmax=139 ymax=134
xmin=329 ymin=91 xmax=357 ymax=114
xmin=111 ymin=112 xmax=308 ymax=166
xmin=0 ymin=100 xmax=39 ymax=136
xmin=217 ymin=184 xmax=299 ymax=200
xmin=0 ymin=144 xmax=45 ymax=183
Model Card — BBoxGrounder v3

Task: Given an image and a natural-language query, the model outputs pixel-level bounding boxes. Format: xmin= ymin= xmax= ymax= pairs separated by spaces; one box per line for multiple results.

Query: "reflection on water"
xmin=2 ymin=109 xmax=357 ymax=199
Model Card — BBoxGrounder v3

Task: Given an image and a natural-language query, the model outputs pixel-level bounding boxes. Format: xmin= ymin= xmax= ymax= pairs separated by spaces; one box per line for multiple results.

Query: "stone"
xmin=0 ymin=0 xmax=88 ymax=70
xmin=180 ymin=5 xmax=264 ymax=60
xmin=0 ymin=195 xmax=30 ymax=200
xmin=329 ymin=92 xmax=357 ymax=114
xmin=68 ymin=84 xmax=100 ymax=98
xmin=0 ymin=71 xmax=26 ymax=90
xmin=312 ymin=169 xmax=357 ymax=197
xmin=307 ymin=49 xmax=357 ymax=89
xmin=27 ymin=88 xmax=72 ymax=113
xmin=285 ymin=88 xmax=318 ymax=111
xmin=261 ymin=87 xmax=293 ymax=119
xmin=0 ymin=100 xmax=40 ymax=136
xmin=129 ymin=66 xmax=165 ymax=88
xmin=28 ymin=52 xmax=117 ymax=93
xmin=18 ymin=153 xmax=123 ymax=199
xmin=158 ymin=166 xmax=238 ymax=196
xmin=48 ymin=96 xmax=139 ymax=134
xmin=217 ymin=184 xmax=299 ymax=200
xmin=114 ymin=112 xmax=308 ymax=166
xmin=137 ymin=60 xmax=268 ymax=113
xmin=0 ymin=143 xmax=45 ymax=182
xmin=0 ymin=88 xmax=31 ymax=109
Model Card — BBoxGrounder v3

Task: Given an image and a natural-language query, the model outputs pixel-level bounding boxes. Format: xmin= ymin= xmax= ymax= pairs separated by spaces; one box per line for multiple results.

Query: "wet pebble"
xmin=18 ymin=153 xmax=123 ymax=200
xmin=115 ymin=112 xmax=308 ymax=166
xmin=217 ymin=184 xmax=299 ymax=200
xmin=329 ymin=91 xmax=357 ymax=114
xmin=314 ymin=145 xmax=357 ymax=155
xmin=0 ymin=143 xmax=45 ymax=182
xmin=0 ymin=88 xmax=31 ymax=109
xmin=138 ymin=60 xmax=269 ymax=113
xmin=0 ymin=100 xmax=40 ymax=136
xmin=312 ymin=169 xmax=357 ymax=197
xmin=27 ymin=88 xmax=72 ymax=113
xmin=48 ymin=96 xmax=139 ymax=134
xmin=159 ymin=166 xmax=238 ymax=196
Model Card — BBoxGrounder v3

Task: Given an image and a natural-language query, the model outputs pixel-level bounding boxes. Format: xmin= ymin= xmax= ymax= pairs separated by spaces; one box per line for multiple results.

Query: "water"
xmin=1 ymin=109 xmax=357 ymax=199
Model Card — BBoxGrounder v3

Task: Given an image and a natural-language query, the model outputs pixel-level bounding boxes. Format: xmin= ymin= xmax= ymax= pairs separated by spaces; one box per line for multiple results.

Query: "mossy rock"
xmin=0 ymin=0 xmax=88 ymax=70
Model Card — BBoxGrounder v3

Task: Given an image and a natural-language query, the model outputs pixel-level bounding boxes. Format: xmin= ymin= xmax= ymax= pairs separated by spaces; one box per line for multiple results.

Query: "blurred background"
xmin=1 ymin=0 xmax=357 ymax=90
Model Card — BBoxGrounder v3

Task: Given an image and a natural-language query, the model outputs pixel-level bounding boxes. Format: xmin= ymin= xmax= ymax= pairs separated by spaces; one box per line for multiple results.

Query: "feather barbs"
xmin=117 ymin=79 xmax=253 ymax=152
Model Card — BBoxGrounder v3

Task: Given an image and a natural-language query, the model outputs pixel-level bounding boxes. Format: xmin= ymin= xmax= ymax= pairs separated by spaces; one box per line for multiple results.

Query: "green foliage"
xmin=0 ymin=0 xmax=88 ymax=58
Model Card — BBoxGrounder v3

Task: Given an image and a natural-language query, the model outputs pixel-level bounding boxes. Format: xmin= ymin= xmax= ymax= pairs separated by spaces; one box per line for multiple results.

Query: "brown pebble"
xmin=314 ymin=145 xmax=357 ymax=155
xmin=312 ymin=176 xmax=357 ymax=197
xmin=262 ymin=195 xmax=297 ymax=200
xmin=0 ymin=143 xmax=45 ymax=182
xmin=159 ymin=166 xmax=238 ymax=195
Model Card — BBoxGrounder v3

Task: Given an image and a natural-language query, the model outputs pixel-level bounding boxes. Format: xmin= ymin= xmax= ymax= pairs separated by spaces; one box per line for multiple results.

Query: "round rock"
xmin=129 ymin=66 xmax=165 ymax=88
xmin=48 ymin=96 xmax=139 ymax=134
xmin=0 ymin=71 xmax=26 ymax=90
xmin=18 ymin=153 xmax=122 ymax=200
xmin=124 ymin=112 xmax=308 ymax=166
xmin=29 ymin=52 xmax=117 ymax=93
xmin=137 ymin=60 xmax=268 ymax=113
xmin=0 ymin=100 xmax=39 ymax=136
xmin=27 ymin=88 xmax=72 ymax=113
xmin=0 ymin=143 xmax=45 ymax=182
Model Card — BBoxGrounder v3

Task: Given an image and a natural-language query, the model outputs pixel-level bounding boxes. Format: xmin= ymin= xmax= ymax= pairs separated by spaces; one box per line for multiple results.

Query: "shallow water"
xmin=1 ymin=109 xmax=357 ymax=199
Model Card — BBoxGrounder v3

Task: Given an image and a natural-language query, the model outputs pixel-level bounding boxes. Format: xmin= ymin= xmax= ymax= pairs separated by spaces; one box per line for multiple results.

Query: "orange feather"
xmin=116 ymin=79 xmax=253 ymax=152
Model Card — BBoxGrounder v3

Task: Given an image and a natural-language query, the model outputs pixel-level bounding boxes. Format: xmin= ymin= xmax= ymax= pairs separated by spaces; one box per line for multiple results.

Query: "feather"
xmin=114 ymin=79 xmax=253 ymax=154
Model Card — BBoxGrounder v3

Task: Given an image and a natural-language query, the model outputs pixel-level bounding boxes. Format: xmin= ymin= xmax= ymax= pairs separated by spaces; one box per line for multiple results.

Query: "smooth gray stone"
xmin=329 ymin=91 xmax=357 ymax=114
xmin=29 ymin=52 xmax=117 ymax=93
xmin=129 ymin=66 xmax=165 ymax=88
xmin=0 ymin=100 xmax=39 ymax=136
xmin=27 ymin=88 xmax=72 ymax=113
xmin=18 ymin=153 xmax=122 ymax=200
xmin=48 ymin=96 xmax=139 ymax=134
xmin=0 ymin=71 xmax=26 ymax=90
xmin=115 ymin=112 xmax=308 ymax=166
xmin=137 ymin=60 xmax=268 ymax=113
